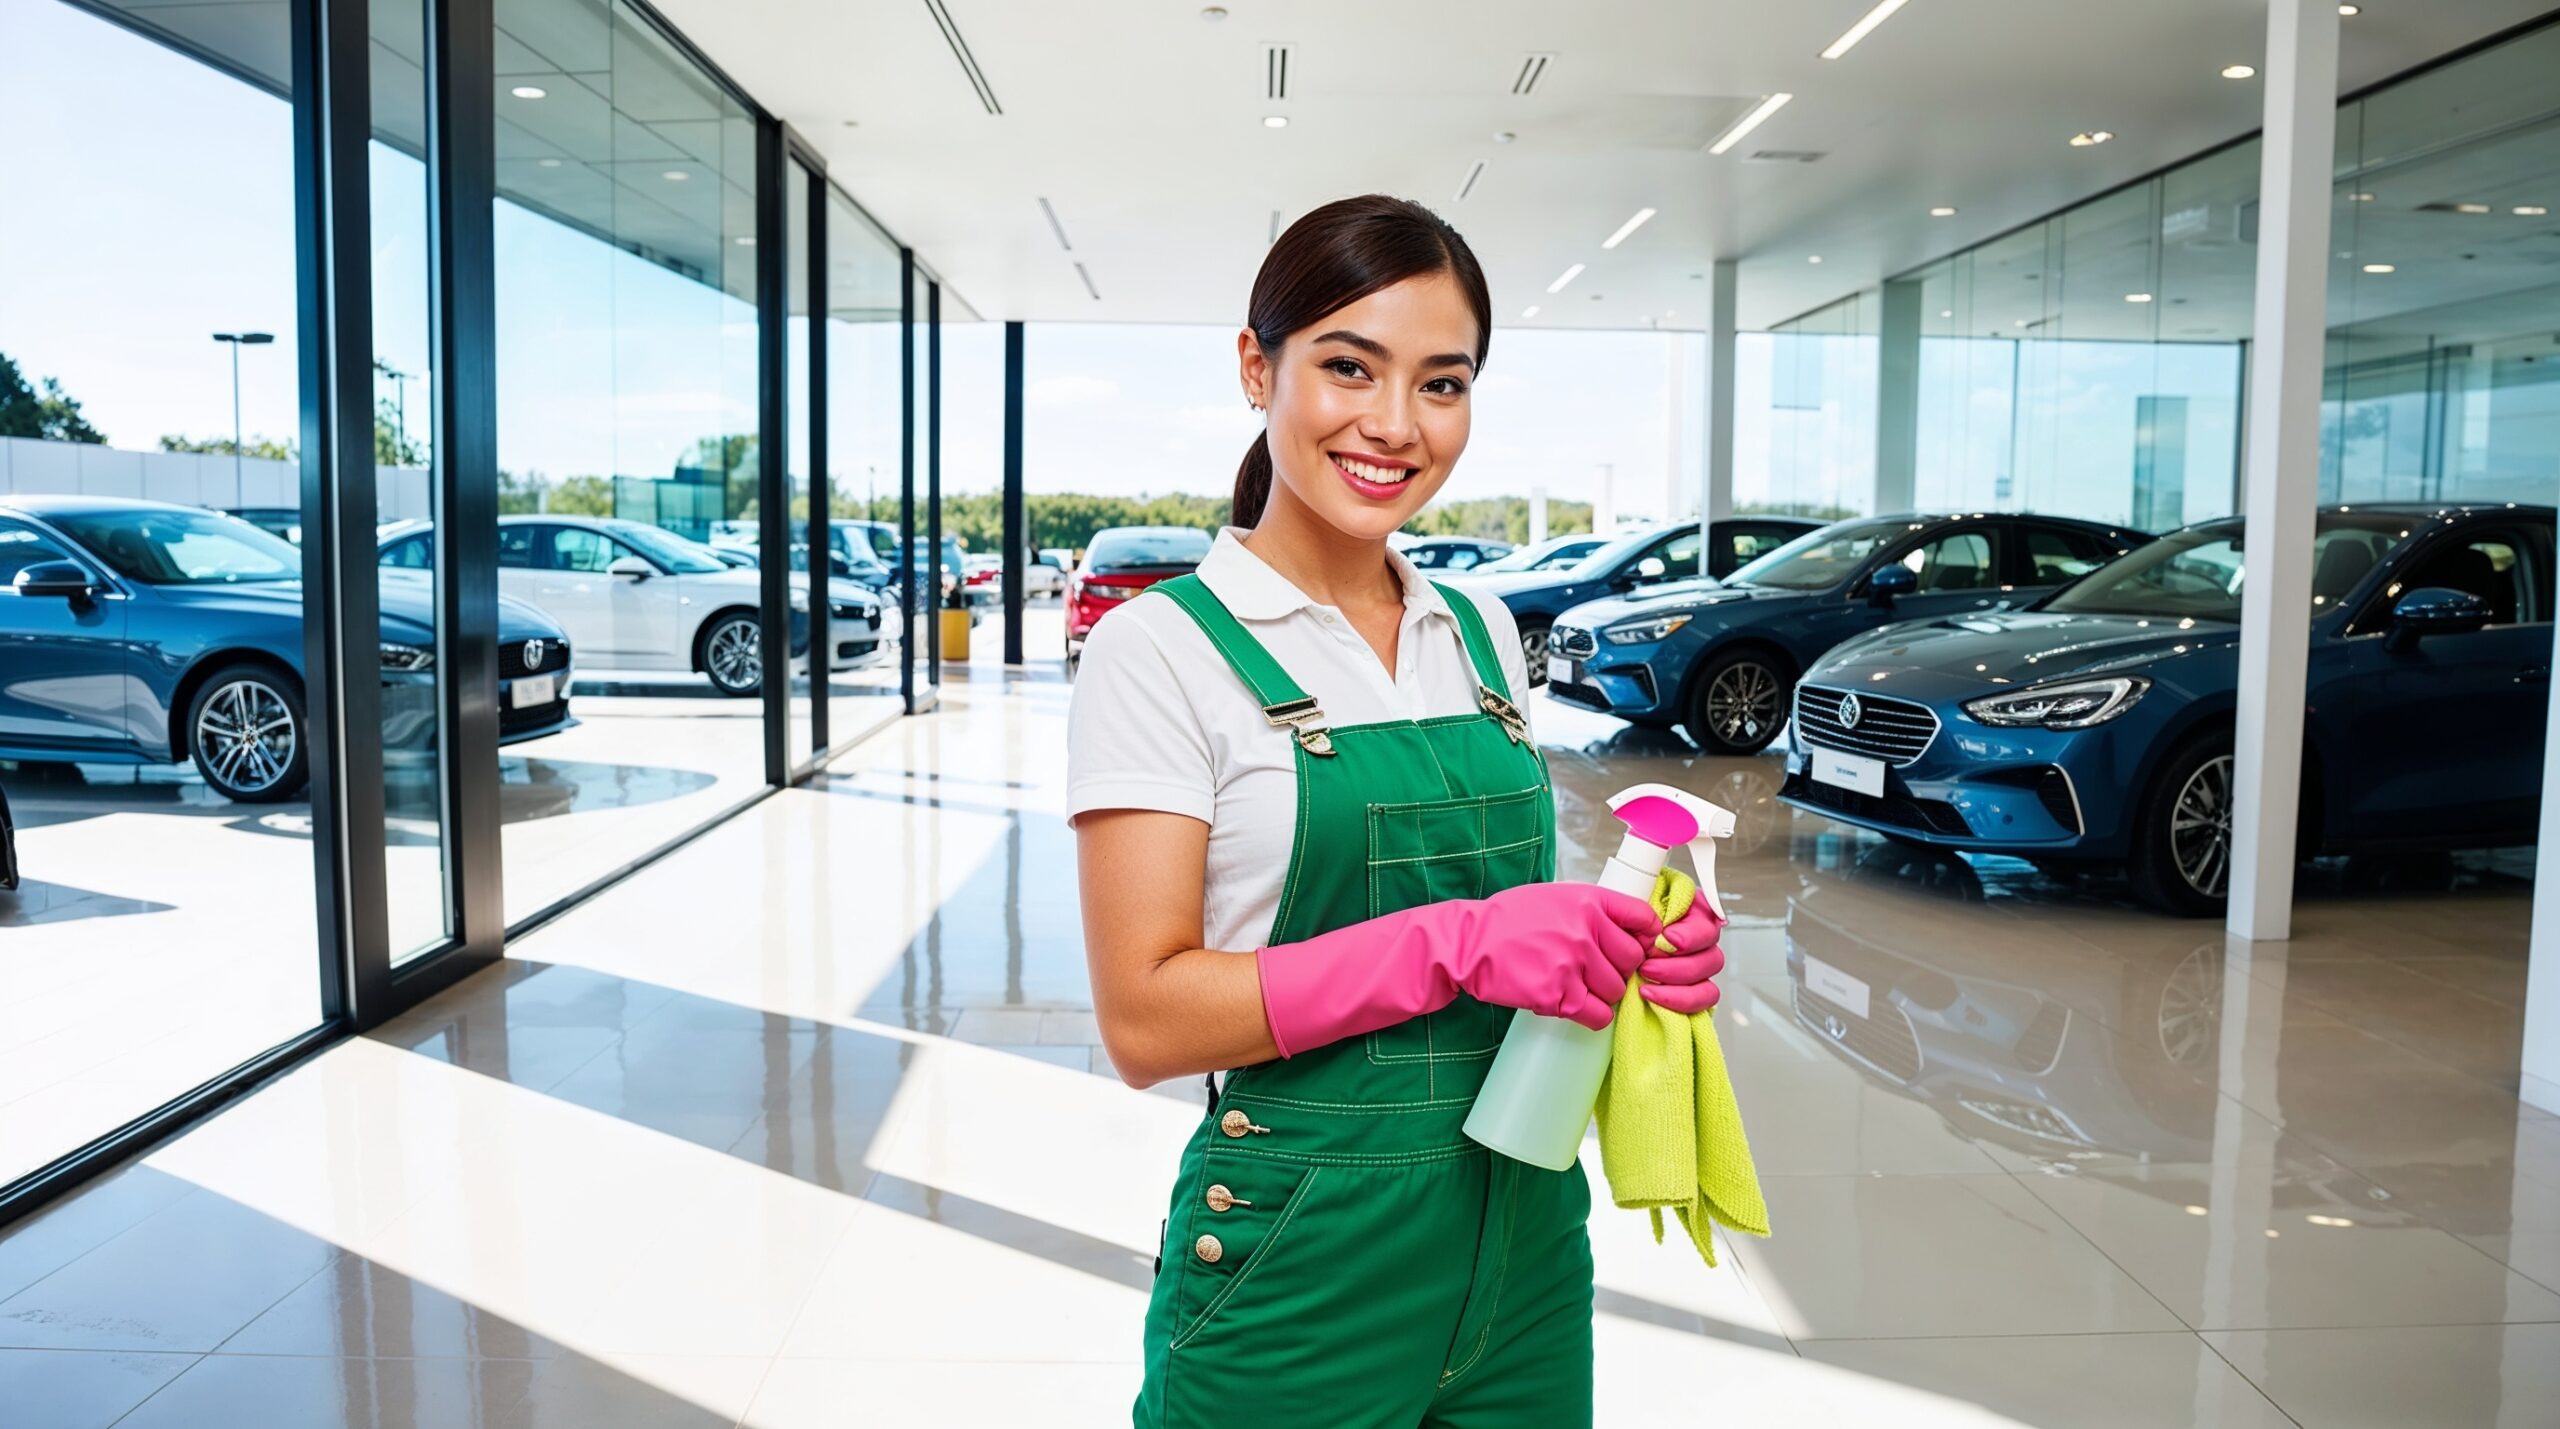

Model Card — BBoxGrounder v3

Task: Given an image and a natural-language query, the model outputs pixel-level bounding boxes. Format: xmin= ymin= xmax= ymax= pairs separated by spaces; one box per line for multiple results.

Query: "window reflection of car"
xmin=381 ymin=517 xmax=897 ymax=696
xmin=1462 ymin=518 xmax=1825 ymax=677
xmin=1779 ymin=504 xmax=2555 ymax=915
xmin=1401 ymin=537 xmax=1514 ymax=571
xmin=0 ymin=496 xmax=571 ymax=804
xmin=1548 ymin=513 xmax=2144 ymax=753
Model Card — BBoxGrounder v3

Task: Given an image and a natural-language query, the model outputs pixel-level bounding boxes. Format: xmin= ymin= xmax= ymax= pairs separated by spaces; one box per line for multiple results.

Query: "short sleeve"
xmin=1067 ymin=604 xmax=1217 ymax=826
xmin=1461 ymin=588 xmax=1536 ymax=740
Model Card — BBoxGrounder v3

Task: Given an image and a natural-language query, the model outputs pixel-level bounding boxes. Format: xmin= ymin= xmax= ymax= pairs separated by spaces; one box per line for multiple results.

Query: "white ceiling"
xmin=654 ymin=0 xmax=2556 ymax=334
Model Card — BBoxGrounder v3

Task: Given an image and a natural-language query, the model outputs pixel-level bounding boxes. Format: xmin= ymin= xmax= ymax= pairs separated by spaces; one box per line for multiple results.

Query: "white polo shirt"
xmin=1067 ymin=528 xmax=1533 ymax=954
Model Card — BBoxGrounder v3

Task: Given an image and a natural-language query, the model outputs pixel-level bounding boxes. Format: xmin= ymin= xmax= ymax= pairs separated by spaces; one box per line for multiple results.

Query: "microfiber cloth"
xmin=1594 ymin=867 xmax=1771 ymax=1267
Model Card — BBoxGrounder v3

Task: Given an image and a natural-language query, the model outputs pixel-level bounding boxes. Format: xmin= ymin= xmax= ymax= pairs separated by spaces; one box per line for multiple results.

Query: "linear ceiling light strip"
xmin=923 ymin=0 xmax=1002 ymax=114
xmin=1038 ymin=196 xmax=1073 ymax=251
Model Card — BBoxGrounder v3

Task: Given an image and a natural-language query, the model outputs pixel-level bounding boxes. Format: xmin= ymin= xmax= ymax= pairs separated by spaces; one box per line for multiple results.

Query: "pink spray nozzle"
xmin=1613 ymin=794 xmax=1701 ymax=848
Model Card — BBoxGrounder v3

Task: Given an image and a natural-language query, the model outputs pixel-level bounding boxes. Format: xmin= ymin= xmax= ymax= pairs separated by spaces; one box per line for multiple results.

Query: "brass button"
xmin=1204 ymin=1184 xmax=1252 ymax=1213
xmin=1219 ymin=1108 xmax=1269 ymax=1138
xmin=1194 ymin=1234 xmax=1224 ymax=1264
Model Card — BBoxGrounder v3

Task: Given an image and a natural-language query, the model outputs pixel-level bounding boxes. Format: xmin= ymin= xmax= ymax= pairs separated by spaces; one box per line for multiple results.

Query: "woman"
xmin=1069 ymin=195 xmax=1725 ymax=1429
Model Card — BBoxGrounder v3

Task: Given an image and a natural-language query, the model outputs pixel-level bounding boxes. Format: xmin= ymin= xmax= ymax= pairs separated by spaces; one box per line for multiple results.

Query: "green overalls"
xmin=1135 ymin=575 xmax=1594 ymax=1429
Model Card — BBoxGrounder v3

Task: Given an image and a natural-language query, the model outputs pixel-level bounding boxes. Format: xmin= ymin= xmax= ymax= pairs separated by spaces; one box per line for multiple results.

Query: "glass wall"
xmin=825 ymin=190 xmax=909 ymax=735
xmin=0 ymin=0 xmax=322 ymax=1184
xmin=1754 ymin=16 xmax=2560 ymax=530
xmin=484 ymin=0 xmax=766 ymax=921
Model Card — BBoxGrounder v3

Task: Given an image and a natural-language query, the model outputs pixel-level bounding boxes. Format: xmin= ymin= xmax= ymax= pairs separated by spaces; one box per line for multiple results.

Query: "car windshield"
xmin=2043 ymin=514 xmax=2409 ymax=621
xmin=603 ymin=521 xmax=729 ymax=574
xmin=1724 ymin=518 xmax=1910 ymax=591
xmin=1086 ymin=527 xmax=1213 ymax=568
xmin=1551 ymin=528 xmax=1677 ymax=581
xmin=53 ymin=508 xmax=300 ymax=585
xmin=1477 ymin=535 xmax=1599 ymax=574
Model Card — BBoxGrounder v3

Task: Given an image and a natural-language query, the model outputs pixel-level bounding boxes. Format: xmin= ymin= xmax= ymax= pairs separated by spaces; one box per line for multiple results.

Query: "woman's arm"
xmin=1078 ymin=807 xmax=1280 ymax=1088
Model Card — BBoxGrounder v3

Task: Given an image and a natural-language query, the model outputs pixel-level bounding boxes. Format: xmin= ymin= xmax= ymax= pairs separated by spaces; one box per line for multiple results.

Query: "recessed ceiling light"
xmin=1807 ymin=255 xmax=1823 ymax=264
xmin=536 ymin=158 xmax=563 ymax=168
xmin=2337 ymin=4 xmax=2359 ymax=15
xmin=1939 ymin=309 xmax=1953 ymax=318
xmin=661 ymin=169 xmax=689 ymax=181
xmin=511 ymin=85 xmax=547 ymax=99
xmin=1521 ymin=305 xmax=1540 ymax=319
xmin=2221 ymin=65 xmax=2256 ymax=79
xmin=2451 ymin=202 xmax=2492 ymax=214
xmin=734 ymin=235 xmax=755 ymax=246
xmin=1820 ymin=0 xmax=1912 ymax=60
xmin=2362 ymin=262 xmax=2395 ymax=273
xmin=1263 ymin=115 xmax=1288 ymax=129
xmin=1546 ymin=263 xmax=1585 ymax=294
xmin=2014 ymin=319 xmax=2032 ymax=328
xmin=2517 ymin=205 xmax=2550 ymax=216
xmin=1929 ymin=205 xmax=1957 ymax=217
xmin=2069 ymin=130 xmax=2114 ymax=147
xmin=2347 ymin=191 xmax=2375 ymax=201
xmin=1493 ymin=130 xmax=1517 ymax=145
xmin=1601 ymin=208 xmax=1657 ymax=249
xmin=2125 ymin=292 xmax=2154 ymax=303
xmin=1707 ymin=93 xmax=1793 ymax=156
xmin=1199 ymin=5 xmax=1228 ymax=19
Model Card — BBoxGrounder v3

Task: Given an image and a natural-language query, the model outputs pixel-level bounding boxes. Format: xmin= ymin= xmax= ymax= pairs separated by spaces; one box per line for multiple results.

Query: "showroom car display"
xmin=1470 ymin=517 xmax=1823 ymax=675
xmin=380 ymin=517 xmax=898 ymax=696
xmin=1546 ymin=513 xmax=2145 ymax=754
xmin=1775 ymin=503 xmax=2556 ymax=915
xmin=1066 ymin=524 xmax=1214 ymax=672
xmin=0 ymin=496 xmax=573 ymax=803
xmin=1400 ymin=536 xmax=1514 ymax=571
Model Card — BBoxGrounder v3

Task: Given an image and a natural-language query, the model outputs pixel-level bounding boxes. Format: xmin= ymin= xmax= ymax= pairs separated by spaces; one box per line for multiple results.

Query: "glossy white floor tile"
xmin=2 ymin=656 xmax=2551 ymax=1427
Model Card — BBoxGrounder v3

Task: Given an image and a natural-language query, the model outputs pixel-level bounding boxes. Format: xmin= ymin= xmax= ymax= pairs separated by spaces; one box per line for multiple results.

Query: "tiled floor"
xmin=1 ymin=654 xmax=2552 ymax=1427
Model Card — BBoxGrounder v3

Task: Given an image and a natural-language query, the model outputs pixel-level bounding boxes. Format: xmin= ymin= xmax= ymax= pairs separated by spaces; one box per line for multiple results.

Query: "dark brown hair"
xmin=1234 ymin=195 xmax=1492 ymax=528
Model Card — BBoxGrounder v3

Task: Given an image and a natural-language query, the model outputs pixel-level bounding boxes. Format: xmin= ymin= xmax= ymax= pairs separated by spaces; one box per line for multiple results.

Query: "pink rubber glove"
xmin=1637 ymin=899 xmax=1726 ymax=1014
xmin=1257 ymin=883 xmax=1661 ymax=1058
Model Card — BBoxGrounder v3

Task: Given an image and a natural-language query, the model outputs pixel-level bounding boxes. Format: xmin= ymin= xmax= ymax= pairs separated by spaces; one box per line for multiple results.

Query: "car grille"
xmin=829 ymin=603 xmax=876 ymax=626
xmin=1782 ymin=769 xmax=1972 ymax=836
xmin=2035 ymin=767 xmax=2081 ymax=835
xmin=499 ymin=637 xmax=571 ymax=679
xmin=1792 ymin=980 xmax=1922 ymax=1084
xmin=1552 ymin=625 xmax=1598 ymax=659
xmin=1794 ymin=684 xmax=1939 ymax=766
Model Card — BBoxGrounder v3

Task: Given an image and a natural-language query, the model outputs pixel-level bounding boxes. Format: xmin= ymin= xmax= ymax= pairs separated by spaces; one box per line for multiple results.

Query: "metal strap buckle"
xmin=1262 ymin=697 xmax=1337 ymax=757
xmin=1479 ymin=687 xmax=1529 ymax=745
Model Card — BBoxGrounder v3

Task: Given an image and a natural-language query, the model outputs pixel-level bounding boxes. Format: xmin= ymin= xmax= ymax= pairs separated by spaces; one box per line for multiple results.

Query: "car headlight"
xmin=788 ymin=588 xmax=810 ymax=612
xmin=1602 ymin=613 xmax=1693 ymax=645
xmin=379 ymin=642 xmax=434 ymax=671
xmin=1963 ymin=676 xmax=2150 ymax=730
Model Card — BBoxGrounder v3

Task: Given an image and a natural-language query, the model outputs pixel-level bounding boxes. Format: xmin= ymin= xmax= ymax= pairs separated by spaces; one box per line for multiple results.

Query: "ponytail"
xmin=1233 ymin=431 xmax=1274 ymax=529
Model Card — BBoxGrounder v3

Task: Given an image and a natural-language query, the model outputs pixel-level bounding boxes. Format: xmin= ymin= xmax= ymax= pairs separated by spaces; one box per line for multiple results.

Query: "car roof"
xmin=0 ymin=494 xmax=201 ymax=517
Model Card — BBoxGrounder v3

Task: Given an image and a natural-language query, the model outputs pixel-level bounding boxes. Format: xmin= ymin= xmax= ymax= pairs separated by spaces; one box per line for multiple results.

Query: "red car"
xmin=1066 ymin=525 xmax=1214 ymax=673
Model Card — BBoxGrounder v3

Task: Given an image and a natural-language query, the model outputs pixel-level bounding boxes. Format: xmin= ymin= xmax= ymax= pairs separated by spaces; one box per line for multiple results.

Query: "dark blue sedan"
xmin=0 ymin=497 xmax=573 ymax=803
xmin=1777 ymin=503 xmax=2555 ymax=914
xmin=1548 ymin=513 xmax=2146 ymax=753
xmin=1460 ymin=517 xmax=1820 ymax=671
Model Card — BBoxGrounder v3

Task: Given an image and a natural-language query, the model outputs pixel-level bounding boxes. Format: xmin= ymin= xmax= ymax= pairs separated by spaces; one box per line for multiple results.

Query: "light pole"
xmin=211 ymin=332 xmax=274 ymax=509
xmin=373 ymin=358 xmax=413 ymax=462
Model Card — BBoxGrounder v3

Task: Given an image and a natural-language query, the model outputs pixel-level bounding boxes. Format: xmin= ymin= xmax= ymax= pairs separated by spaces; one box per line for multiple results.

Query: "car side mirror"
xmin=607 ymin=555 xmax=654 ymax=580
xmin=1617 ymin=556 xmax=1667 ymax=588
xmin=2386 ymin=586 xmax=2490 ymax=652
xmin=14 ymin=561 xmax=93 ymax=600
xmin=1867 ymin=562 xmax=1918 ymax=607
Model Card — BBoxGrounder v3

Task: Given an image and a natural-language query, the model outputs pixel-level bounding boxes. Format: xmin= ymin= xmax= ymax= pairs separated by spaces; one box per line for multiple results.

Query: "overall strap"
xmin=1432 ymin=582 xmax=1514 ymax=702
xmin=1148 ymin=574 xmax=1336 ymax=756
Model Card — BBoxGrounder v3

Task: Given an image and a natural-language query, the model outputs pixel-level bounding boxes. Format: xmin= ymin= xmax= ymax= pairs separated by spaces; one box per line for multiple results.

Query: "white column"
xmin=2227 ymin=0 xmax=2340 ymax=942
xmin=2526 ymin=619 xmax=2560 ymax=1112
xmin=1662 ymin=332 xmax=1689 ymax=521
xmin=1528 ymin=484 xmax=1549 ymax=546
xmin=1874 ymin=277 xmax=1923 ymax=514
xmin=1701 ymin=259 xmax=1738 ymax=529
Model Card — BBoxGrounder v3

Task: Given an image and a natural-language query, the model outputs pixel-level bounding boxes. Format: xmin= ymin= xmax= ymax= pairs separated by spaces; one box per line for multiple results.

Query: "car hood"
xmin=1817 ymin=610 xmax=2241 ymax=686
xmin=1557 ymin=580 xmax=1794 ymax=630
xmin=378 ymin=569 xmax=564 ymax=644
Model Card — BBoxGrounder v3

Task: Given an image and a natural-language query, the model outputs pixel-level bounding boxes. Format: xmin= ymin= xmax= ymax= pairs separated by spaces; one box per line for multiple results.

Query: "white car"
xmin=378 ymin=516 xmax=899 ymax=697
xmin=1027 ymin=549 xmax=1070 ymax=597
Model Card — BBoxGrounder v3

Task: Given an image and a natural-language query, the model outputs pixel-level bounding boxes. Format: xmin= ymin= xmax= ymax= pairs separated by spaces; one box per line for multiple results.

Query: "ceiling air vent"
xmin=1074 ymin=262 xmax=1101 ymax=301
xmin=1456 ymin=159 xmax=1487 ymax=202
xmin=1744 ymin=150 xmax=1826 ymax=164
xmin=923 ymin=0 xmax=1001 ymax=115
xmin=1512 ymin=52 xmax=1553 ymax=95
xmin=1037 ymin=197 xmax=1072 ymax=252
xmin=1265 ymin=43 xmax=1294 ymax=100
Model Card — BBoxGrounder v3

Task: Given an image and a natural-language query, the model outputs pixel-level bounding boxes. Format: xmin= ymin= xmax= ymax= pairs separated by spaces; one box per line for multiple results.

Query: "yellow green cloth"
xmin=1593 ymin=867 xmax=1771 ymax=1267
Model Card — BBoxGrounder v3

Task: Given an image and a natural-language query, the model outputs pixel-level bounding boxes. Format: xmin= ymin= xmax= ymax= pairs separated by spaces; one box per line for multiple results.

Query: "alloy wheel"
xmin=1706 ymin=661 xmax=1781 ymax=744
xmin=2169 ymin=754 xmax=2235 ymax=898
xmin=197 ymin=678 xmax=298 ymax=796
xmin=1520 ymin=626 xmax=1549 ymax=676
xmin=707 ymin=617 xmax=763 ymax=693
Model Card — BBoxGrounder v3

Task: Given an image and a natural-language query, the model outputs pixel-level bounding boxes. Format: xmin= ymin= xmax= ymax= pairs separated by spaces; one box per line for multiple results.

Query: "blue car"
xmin=0 ymin=497 xmax=573 ymax=804
xmin=1462 ymin=517 xmax=1822 ymax=672
xmin=1548 ymin=513 xmax=2146 ymax=753
xmin=1777 ymin=503 xmax=2556 ymax=915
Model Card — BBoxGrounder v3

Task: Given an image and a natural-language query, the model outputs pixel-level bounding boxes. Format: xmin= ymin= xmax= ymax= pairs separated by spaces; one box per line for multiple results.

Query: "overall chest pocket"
xmin=1364 ymin=787 xmax=1551 ymax=1063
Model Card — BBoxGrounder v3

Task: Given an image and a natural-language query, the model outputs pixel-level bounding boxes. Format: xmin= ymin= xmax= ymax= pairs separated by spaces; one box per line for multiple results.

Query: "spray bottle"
xmin=1462 ymin=782 xmax=1737 ymax=1172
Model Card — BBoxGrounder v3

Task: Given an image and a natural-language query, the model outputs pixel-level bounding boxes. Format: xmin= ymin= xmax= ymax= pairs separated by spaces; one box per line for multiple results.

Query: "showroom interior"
xmin=3 ymin=1 xmax=2560 ymax=1425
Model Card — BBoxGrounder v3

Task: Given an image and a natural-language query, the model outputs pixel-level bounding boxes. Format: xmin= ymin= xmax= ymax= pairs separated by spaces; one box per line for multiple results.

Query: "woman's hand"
xmin=1635 ymin=898 xmax=1726 ymax=1014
